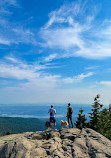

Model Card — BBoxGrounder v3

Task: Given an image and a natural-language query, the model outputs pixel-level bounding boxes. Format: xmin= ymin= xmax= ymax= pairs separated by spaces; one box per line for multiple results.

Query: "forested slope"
xmin=0 ymin=117 xmax=46 ymax=135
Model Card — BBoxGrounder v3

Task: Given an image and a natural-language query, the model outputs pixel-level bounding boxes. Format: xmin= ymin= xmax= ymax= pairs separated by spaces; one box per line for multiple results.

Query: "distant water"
xmin=0 ymin=103 xmax=108 ymax=129
xmin=0 ymin=104 xmax=92 ymax=122
xmin=0 ymin=104 xmax=109 ymax=130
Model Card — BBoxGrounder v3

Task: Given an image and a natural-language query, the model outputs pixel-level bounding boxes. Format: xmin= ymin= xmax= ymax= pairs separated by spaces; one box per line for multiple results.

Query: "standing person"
xmin=48 ymin=105 xmax=56 ymax=130
xmin=67 ymin=103 xmax=73 ymax=128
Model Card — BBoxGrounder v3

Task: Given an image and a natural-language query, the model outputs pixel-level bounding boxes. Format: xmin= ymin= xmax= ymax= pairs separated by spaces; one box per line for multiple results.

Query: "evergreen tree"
xmin=89 ymin=94 xmax=103 ymax=130
xmin=74 ymin=107 xmax=87 ymax=129
xmin=96 ymin=108 xmax=111 ymax=140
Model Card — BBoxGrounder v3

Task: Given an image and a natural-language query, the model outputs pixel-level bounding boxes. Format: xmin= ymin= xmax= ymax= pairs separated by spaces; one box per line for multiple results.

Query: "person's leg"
xmin=70 ymin=115 xmax=73 ymax=128
xmin=50 ymin=117 xmax=52 ymax=129
xmin=53 ymin=117 xmax=56 ymax=129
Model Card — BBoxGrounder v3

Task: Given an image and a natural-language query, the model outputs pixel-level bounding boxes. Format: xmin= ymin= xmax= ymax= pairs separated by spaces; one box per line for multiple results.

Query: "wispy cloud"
xmin=85 ymin=66 xmax=100 ymax=70
xmin=0 ymin=0 xmax=37 ymax=46
xmin=0 ymin=63 xmax=40 ymax=80
xmin=0 ymin=57 xmax=96 ymax=104
xmin=0 ymin=25 xmax=37 ymax=46
xmin=40 ymin=1 xmax=111 ymax=60
xmin=0 ymin=56 xmax=62 ymax=90
xmin=0 ymin=56 xmax=93 ymax=86
xmin=100 ymin=81 xmax=111 ymax=87
xmin=12 ymin=27 xmax=37 ymax=45
xmin=62 ymin=72 xmax=94 ymax=83
xmin=0 ymin=0 xmax=18 ymax=15
xmin=43 ymin=53 xmax=58 ymax=62
xmin=0 ymin=0 xmax=17 ymax=6
xmin=0 ymin=37 xmax=11 ymax=45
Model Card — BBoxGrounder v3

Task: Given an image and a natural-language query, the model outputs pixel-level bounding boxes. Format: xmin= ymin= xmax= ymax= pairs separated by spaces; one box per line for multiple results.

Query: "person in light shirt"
xmin=48 ymin=105 xmax=56 ymax=130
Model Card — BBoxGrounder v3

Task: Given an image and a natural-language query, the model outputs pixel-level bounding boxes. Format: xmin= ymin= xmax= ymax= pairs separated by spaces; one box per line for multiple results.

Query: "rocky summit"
xmin=0 ymin=128 xmax=111 ymax=158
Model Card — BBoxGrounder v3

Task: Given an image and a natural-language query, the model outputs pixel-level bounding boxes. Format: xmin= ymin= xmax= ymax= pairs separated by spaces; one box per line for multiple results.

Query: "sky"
xmin=0 ymin=0 xmax=111 ymax=105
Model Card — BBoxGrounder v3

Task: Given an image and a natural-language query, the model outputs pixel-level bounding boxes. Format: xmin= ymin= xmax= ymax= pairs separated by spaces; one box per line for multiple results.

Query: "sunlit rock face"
xmin=0 ymin=128 xmax=111 ymax=158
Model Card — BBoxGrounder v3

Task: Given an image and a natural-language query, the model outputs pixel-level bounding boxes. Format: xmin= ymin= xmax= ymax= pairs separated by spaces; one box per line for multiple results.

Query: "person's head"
xmin=68 ymin=103 xmax=71 ymax=107
xmin=51 ymin=105 xmax=53 ymax=108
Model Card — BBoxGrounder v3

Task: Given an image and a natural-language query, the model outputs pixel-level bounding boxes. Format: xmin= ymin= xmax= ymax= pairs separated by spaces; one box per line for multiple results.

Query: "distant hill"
xmin=0 ymin=117 xmax=46 ymax=135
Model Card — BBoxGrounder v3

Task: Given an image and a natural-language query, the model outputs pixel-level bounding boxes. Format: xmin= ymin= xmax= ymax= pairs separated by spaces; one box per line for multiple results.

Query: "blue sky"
xmin=0 ymin=0 xmax=111 ymax=104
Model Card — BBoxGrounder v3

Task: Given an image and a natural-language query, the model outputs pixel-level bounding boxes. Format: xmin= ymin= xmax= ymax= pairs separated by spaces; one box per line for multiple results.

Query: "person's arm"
xmin=48 ymin=109 xmax=50 ymax=113
xmin=66 ymin=107 xmax=69 ymax=117
xmin=54 ymin=109 xmax=56 ymax=114
xmin=71 ymin=107 xmax=73 ymax=114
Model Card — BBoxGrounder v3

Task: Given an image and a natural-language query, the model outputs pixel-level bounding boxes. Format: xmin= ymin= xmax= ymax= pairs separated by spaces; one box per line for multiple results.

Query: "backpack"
xmin=68 ymin=107 xmax=73 ymax=115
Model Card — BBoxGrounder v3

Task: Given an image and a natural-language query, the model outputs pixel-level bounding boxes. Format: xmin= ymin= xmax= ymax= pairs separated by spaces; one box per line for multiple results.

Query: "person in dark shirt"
xmin=67 ymin=103 xmax=73 ymax=128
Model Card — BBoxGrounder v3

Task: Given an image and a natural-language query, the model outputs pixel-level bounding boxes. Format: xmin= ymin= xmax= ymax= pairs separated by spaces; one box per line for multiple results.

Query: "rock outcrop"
xmin=0 ymin=128 xmax=111 ymax=158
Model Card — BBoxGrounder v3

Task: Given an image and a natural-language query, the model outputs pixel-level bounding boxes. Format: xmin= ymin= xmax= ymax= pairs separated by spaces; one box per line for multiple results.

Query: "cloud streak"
xmin=62 ymin=72 xmax=94 ymax=83
xmin=0 ymin=57 xmax=96 ymax=104
xmin=40 ymin=1 xmax=111 ymax=60
xmin=0 ymin=0 xmax=18 ymax=16
xmin=100 ymin=81 xmax=111 ymax=87
xmin=0 ymin=56 xmax=94 ymax=86
xmin=0 ymin=0 xmax=37 ymax=46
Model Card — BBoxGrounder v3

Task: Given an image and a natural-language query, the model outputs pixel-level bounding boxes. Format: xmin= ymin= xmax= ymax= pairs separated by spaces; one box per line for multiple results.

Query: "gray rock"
xmin=0 ymin=128 xmax=111 ymax=158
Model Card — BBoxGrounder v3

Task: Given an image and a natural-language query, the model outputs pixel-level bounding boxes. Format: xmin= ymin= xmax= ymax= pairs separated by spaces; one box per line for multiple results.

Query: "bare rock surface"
xmin=0 ymin=128 xmax=111 ymax=158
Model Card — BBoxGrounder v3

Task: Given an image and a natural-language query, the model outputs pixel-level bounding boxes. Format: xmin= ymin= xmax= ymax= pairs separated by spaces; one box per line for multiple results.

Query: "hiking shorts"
xmin=50 ymin=117 xmax=56 ymax=124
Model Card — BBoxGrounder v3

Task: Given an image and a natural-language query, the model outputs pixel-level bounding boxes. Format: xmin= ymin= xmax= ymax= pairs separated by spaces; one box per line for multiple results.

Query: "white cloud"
xmin=62 ymin=72 xmax=94 ymax=83
xmin=0 ymin=57 xmax=62 ymax=93
xmin=0 ymin=56 xmax=94 ymax=86
xmin=40 ymin=27 xmax=85 ymax=50
xmin=0 ymin=57 xmax=110 ymax=104
xmin=0 ymin=0 xmax=17 ymax=6
xmin=0 ymin=26 xmax=37 ymax=46
xmin=0 ymin=0 xmax=18 ymax=15
xmin=12 ymin=28 xmax=37 ymax=45
xmin=100 ymin=81 xmax=111 ymax=86
xmin=40 ymin=1 xmax=111 ymax=59
xmin=0 ymin=37 xmax=11 ymax=45
xmin=0 ymin=1 xmax=37 ymax=46
xmin=0 ymin=57 xmax=46 ymax=80
xmin=85 ymin=65 xmax=100 ymax=70
xmin=0 ymin=63 xmax=40 ymax=80
xmin=5 ymin=56 xmax=19 ymax=63
xmin=43 ymin=53 xmax=58 ymax=62
xmin=44 ymin=1 xmax=86 ymax=29
xmin=75 ymin=72 xmax=94 ymax=80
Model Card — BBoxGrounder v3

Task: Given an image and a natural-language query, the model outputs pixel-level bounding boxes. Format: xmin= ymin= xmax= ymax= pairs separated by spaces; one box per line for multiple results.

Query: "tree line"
xmin=75 ymin=94 xmax=111 ymax=140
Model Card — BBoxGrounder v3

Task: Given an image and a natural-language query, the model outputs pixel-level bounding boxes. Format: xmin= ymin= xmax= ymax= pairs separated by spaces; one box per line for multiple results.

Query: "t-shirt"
xmin=48 ymin=108 xmax=56 ymax=117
